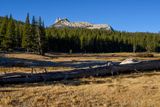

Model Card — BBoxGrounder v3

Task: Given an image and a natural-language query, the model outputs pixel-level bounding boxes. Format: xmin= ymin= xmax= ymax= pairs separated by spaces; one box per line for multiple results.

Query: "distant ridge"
xmin=53 ymin=18 xmax=113 ymax=30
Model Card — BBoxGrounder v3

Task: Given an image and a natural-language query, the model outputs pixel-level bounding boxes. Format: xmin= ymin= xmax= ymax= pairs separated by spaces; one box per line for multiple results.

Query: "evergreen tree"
xmin=0 ymin=16 xmax=8 ymax=48
xmin=1 ymin=14 xmax=160 ymax=53
xmin=35 ymin=17 xmax=46 ymax=55
xmin=31 ymin=16 xmax=37 ymax=51
xmin=15 ymin=24 xmax=21 ymax=48
xmin=22 ymin=13 xmax=32 ymax=52
xmin=2 ymin=15 xmax=16 ymax=50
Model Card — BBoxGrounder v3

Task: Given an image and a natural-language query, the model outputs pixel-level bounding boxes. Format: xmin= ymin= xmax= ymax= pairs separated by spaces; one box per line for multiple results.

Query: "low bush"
xmin=135 ymin=53 xmax=154 ymax=57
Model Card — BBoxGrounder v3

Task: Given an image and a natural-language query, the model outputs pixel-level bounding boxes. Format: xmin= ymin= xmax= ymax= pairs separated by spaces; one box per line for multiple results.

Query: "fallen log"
xmin=114 ymin=60 xmax=160 ymax=73
xmin=0 ymin=60 xmax=160 ymax=85
xmin=0 ymin=66 xmax=111 ymax=84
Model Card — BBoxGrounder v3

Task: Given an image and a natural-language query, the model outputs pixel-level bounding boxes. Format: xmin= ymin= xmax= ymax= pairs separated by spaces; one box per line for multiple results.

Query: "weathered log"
xmin=114 ymin=60 xmax=160 ymax=73
xmin=0 ymin=66 xmax=111 ymax=84
xmin=0 ymin=60 xmax=160 ymax=85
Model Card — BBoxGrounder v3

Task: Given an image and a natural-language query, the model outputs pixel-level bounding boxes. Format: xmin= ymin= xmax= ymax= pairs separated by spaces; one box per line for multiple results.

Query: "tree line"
xmin=0 ymin=14 xmax=160 ymax=54
xmin=46 ymin=27 xmax=160 ymax=53
xmin=0 ymin=14 xmax=46 ymax=55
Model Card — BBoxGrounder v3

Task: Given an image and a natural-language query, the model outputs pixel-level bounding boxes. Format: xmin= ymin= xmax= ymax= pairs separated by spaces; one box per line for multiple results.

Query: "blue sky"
xmin=0 ymin=0 xmax=160 ymax=32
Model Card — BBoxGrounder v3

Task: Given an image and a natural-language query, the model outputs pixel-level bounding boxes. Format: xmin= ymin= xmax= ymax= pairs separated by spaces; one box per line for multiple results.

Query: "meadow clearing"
xmin=0 ymin=52 xmax=160 ymax=107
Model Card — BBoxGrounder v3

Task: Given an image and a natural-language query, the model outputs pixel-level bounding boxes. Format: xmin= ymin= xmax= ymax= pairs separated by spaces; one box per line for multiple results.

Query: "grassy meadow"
xmin=0 ymin=52 xmax=160 ymax=107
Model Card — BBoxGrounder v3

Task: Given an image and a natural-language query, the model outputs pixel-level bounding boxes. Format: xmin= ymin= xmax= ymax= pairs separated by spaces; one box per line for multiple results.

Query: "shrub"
xmin=135 ymin=53 xmax=154 ymax=57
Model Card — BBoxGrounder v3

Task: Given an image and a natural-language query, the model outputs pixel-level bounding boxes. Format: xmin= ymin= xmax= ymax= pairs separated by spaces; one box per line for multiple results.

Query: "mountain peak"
xmin=55 ymin=18 xmax=70 ymax=23
xmin=53 ymin=18 xmax=113 ymax=31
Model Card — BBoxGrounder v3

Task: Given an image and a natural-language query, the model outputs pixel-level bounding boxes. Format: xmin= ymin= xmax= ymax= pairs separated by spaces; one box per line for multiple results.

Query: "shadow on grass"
xmin=0 ymin=77 xmax=108 ymax=88
xmin=1 ymin=71 xmax=160 ymax=88
xmin=0 ymin=89 xmax=19 ymax=92
xmin=114 ymin=70 xmax=160 ymax=79
xmin=0 ymin=57 xmax=108 ymax=69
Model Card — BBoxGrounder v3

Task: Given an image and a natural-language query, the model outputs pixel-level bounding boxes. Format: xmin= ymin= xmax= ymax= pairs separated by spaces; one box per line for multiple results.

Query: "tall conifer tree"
xmin=0 ymin=16 xmax=8 ymax=48
xmin=36 ymin=17 xmax=46 ymax=55
xmin=22 ymin=13 xmax=32 ymax=51
xmin=2 ymin=15 xmax=15 ymax=50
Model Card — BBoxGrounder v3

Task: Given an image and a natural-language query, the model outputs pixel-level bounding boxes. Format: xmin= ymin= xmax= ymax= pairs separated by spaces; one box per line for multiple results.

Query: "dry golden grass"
xmin=0 ymin=52 xmax=160 ymax=107
xmin=1 ymin=52 xmax=160 ymax=63
xmin=1 ymin=52 xmax=160 ymax=73
xmin=1 ymin=72 xmax=160 ymax=107
xmin=3 ymin=52 xmax=160 ymax=62
xmin=0 ymin=66 xmax=73 ymax=74
xmin=1 ymin=52 xmax=159 ymax=73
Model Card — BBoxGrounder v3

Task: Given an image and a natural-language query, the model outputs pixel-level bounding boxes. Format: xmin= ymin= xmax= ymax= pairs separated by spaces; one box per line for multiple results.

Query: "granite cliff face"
xmin=53 ymin=18 xmax=113 ymax=30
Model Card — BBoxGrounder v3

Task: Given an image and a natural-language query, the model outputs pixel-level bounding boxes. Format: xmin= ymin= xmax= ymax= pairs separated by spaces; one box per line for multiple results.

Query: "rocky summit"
xmin=53 ymin=18 xmax=113 ymax=30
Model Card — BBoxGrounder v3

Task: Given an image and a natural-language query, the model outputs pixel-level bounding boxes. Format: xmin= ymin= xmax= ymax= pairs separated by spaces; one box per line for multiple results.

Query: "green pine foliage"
xmin=2 ymin=15 xmax=16 ymax=50
xmin=0 ymin=16 xmax=8 ymax=48
xmin=0 ymin=14 xmax=160 ymax=54
xmin=34 ymin=17 xmax=46 ymax=55
xmin=46 ymin=28 xmax=160 ymax=53
xmin=22 ymin=13 xmax=32 ymax=51
xmin=15 ymin=23 xmax=22 ymax=48
xmin=31 ymin=16 xmax=37 ymax=52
